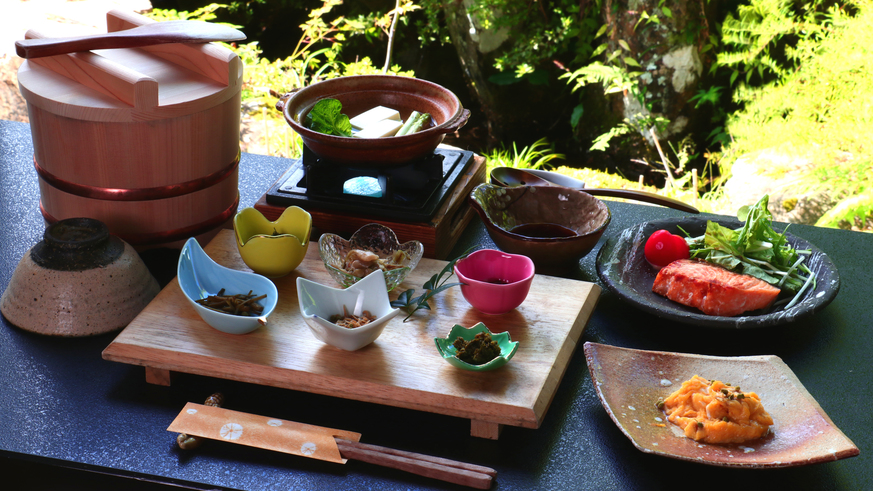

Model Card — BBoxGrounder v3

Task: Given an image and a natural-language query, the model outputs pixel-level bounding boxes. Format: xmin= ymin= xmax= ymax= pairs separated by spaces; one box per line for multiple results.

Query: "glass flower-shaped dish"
xmin=434 ymin=323 xmax=519 ymax=371
xmin=318 ymin=223 xmax=423 ymax=291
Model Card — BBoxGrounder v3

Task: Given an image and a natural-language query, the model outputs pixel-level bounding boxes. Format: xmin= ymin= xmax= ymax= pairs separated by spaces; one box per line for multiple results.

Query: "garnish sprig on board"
xmin=390 ymin=248 xmax=472 ymax=322
xmin=682 ymin=195 xmax=816 ymax=309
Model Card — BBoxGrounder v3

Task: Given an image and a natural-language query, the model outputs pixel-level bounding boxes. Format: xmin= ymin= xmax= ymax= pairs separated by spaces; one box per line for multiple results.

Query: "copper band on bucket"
xmin=40 ymin=195 xmax=240 ymax=246
xmin=33 ymin=152 xmax=241 ymax=201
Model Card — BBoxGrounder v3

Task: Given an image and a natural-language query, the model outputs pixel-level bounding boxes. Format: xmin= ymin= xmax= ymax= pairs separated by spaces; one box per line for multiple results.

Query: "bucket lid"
xmin=16 ymin=9 xmax=241 ymax=122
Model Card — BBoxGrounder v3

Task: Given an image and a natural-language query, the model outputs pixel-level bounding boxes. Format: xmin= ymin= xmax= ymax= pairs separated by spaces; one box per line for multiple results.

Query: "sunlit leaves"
xmin=723 ymin=1 xmax=873 ymax=230
xmin=718 ymin=0 xmax=836 ymax=86
xmin=560 ymin=61 xmax=641 ymax=95
xmin=425 ymin=0 xmax=604 ymax=73
xmin=483 ymin=137 xmax=566 ymax=169
xmin=690 ymin=86 xmax=722 ymax=108
xmin=624 ymin=57 xmax=641 ymax=67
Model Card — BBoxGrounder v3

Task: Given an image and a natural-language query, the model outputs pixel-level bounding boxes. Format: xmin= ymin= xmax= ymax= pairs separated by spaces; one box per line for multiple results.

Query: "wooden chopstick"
xmin=335 ymin=438 xmax=496 ymax=489
xmin=335 ymin=437 xmax=497 ymax=477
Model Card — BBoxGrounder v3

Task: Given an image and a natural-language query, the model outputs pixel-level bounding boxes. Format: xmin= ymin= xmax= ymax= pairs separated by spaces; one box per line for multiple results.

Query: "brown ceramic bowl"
xmin=468 ymin=183 xmax=611 ymax=270
xmin=0 ymin=218 xmax=160 ymax=337
xmin=279 ymin=75 xmax=470 ymax=166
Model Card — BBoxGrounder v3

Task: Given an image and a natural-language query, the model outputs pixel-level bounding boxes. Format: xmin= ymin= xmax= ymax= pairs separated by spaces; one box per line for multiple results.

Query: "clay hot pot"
xmin=278 ymin=75 xmax=470 ymax=166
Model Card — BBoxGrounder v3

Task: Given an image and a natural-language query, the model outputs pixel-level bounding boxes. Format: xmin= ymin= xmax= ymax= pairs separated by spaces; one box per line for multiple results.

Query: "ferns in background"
xmin=721 ymin=0 xmax=873 ymax=229
xmin=483 ymin=138 xmax=565 ymax=172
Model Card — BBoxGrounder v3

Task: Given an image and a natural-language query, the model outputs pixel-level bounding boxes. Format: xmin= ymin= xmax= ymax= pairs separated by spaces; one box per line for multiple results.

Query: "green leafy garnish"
xmin=391 ymin=248 xmax=473 ymax=322
xmin=685 ymin=194 xmax=816 ymax=309
xmin=305 ymin=98 xmax=352 ymax=137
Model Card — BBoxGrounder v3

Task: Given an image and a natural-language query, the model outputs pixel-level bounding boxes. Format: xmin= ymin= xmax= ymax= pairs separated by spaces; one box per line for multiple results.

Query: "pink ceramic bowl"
xmin=454 ymin=249 xmax=535 ymax=315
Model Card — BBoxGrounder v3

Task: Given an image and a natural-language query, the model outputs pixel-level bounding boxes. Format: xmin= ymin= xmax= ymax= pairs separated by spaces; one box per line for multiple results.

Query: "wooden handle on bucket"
xmin=16 ymin=20 xmax=245 ymax=59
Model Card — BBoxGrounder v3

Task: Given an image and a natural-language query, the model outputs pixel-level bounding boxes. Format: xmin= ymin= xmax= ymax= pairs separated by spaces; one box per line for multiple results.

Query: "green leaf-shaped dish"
xmin=434 ymin=323 xmax=518 ymax=371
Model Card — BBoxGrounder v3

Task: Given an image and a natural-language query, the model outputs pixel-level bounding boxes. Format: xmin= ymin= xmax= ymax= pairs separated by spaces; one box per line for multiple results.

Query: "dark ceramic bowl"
xmin=595 ymin=216 xmax=840 ymax=328
xmin=279 ymin=75 xmax=470 ymax=166
xmin=468 ymin=183 xmax=611 ymax=270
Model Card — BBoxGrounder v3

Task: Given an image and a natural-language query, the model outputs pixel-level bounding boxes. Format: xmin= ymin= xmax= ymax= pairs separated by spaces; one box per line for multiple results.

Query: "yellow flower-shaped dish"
xmin=233 ymin=206 xmax=312 ymax=278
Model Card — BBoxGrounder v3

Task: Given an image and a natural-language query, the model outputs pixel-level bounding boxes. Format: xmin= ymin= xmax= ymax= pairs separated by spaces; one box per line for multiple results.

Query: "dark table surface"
xmin=1 ymin=119 xmax=870 ymax=490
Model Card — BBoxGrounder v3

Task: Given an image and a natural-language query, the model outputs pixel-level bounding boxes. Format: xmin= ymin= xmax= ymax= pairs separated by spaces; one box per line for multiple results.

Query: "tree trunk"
xmin=440 ymin=0 xmax=719 ymax=181
xmin=442 ymin=1 xmax=576 ymax=151
xmin=442 ymin=2 xmax=500 ymax=148
xmin=585 ymin=0 xmax=717 ymax=178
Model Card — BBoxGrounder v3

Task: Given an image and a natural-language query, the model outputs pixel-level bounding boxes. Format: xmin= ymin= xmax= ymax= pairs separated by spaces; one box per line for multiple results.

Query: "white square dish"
xmin=296 ymin=270 xmax=399 ymax=351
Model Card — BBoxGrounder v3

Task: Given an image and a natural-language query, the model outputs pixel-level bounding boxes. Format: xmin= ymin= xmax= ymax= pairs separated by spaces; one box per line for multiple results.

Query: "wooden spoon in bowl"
xmin=16 ymin=20 xmax=246 ymax=59
xmin=490 ymin=167 xmax=699 ymax=214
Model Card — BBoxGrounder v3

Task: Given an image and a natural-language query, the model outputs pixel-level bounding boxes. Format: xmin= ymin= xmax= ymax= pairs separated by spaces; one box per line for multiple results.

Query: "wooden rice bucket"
xmin=17 ymin=10 xmax=242 ymax=248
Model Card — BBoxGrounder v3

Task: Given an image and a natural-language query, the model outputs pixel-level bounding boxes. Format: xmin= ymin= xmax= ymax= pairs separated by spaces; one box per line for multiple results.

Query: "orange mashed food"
xmin=660 ymin=375 xmax=773 ymax=444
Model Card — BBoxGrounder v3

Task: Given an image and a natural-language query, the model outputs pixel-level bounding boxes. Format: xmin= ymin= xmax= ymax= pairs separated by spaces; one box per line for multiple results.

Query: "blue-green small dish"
xmin=434 ymin=323 xmax=519 ymax=371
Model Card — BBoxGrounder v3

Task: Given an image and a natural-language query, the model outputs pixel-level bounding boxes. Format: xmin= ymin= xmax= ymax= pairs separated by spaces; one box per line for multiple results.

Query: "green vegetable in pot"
xmin=305 ymin=98 xmax=352 ymax=137
xmin=395 ymin=111 xmax=420 ymax=136
xmin=396 ymin=112 xmax=431 ymax=136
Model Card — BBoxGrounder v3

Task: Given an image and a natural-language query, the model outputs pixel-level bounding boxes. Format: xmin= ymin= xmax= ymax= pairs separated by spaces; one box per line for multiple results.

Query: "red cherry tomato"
xmin=644 ymin=229 xmax=690 ymax=268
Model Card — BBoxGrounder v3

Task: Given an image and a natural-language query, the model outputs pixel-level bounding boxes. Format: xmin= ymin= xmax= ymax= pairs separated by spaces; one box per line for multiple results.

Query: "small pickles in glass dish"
xmin=318 ymin=223 xmax=423 ymax=291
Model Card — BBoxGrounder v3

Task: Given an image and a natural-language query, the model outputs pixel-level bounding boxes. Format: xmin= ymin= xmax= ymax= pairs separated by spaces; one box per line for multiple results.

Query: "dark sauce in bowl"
xmin=510 ymin=223 xmax=578 ymax=239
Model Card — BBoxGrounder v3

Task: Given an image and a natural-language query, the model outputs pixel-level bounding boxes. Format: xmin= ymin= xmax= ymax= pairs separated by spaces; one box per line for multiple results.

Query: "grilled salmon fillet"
xmin=652 ymin=259 xmax=780 ymax=316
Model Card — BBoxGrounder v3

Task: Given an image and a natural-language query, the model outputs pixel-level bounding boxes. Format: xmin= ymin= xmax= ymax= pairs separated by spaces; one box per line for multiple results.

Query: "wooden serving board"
xmin=103 ymin=229 xmax=601 ymax=439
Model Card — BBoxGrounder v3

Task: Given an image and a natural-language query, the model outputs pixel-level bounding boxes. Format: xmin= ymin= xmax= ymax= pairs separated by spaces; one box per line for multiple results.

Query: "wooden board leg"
xmin=470 ymin=420 xmax=503 ymax=440
xmin=145 ymin=366 xmax=172 ymax=386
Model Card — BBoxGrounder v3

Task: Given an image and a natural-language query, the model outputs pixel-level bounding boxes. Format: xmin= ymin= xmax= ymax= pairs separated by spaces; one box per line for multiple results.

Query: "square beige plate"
xmin=584 ymin=342 xmax=859 ymax=468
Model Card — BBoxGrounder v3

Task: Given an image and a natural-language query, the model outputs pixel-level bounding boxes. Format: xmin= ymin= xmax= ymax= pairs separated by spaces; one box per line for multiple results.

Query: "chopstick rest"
xmin=168 ymin=402 xmax=360 ymax=463
xmin=176 ymin=392 xmax=224 ymax=450
xmin=168 ymin=403 xmax=497 ymax=488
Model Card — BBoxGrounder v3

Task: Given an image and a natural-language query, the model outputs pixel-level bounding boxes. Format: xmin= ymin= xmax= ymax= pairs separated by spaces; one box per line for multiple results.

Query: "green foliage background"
xmin=719 ymin=0 xmax=873 ymax=229
xmin=151 ymin=0 xmax=872 ymax=230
